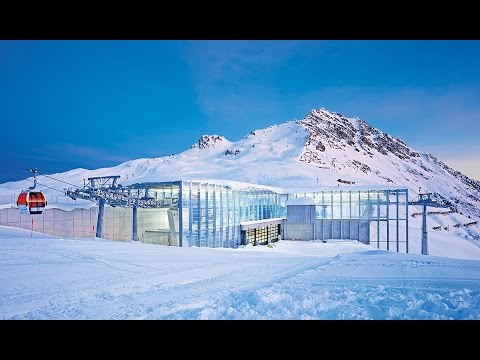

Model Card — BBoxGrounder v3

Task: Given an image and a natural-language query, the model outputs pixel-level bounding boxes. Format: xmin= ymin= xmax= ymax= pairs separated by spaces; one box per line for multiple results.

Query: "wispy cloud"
xmin=65 ymin=144 xmax=130 ymax=162
xmin=182 ymin=41 xmax=480 ymax=176
xmin=183 ymin=40 xmax=314 ymax=129
xmin=41 ymin=143 xmax=131 ymax=167
xmin=185 ymin=40 xmax=309 ymax=83
xmin=297 ymin=84 xmax=480 ymax=140
xmin=296 ymin=84 xmax=480 ymax=179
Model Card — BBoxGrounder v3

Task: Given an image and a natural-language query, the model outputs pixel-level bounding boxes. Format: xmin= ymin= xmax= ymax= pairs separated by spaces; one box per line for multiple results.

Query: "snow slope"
xmin=0 ymin=225 xmax=478 ymax=320
xmin=0 ymin=108 xmax=478 ymax=256
xmin=1 ymin=109 xmax=478 ymax=214
xmin=298 ymin=109 xmax=480 ymax=220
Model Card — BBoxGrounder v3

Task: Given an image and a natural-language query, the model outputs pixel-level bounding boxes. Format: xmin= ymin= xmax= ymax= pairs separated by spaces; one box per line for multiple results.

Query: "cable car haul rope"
xmin=16 ymin=168 xmax=169 ymax=216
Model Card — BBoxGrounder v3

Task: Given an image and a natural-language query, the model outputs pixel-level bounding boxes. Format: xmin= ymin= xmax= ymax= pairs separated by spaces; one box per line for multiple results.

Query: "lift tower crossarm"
xmin=408 ymin=193 xmax=451 ymax=255
xmin=65 ymin=175 xmax=170 ymax=209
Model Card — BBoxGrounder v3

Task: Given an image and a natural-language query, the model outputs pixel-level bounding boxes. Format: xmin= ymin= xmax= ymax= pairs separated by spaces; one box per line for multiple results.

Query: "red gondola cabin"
xmin=17 ymin=191 xmax=47 ymax=215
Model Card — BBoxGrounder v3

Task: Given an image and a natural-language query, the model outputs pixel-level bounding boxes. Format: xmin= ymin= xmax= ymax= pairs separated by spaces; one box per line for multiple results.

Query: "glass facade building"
xmin=0 ymin=179 xmax=409 ymax=252
xmin=127 ymin=181 xmax=408 ymax=252
xmin=182 ymin=181 xmax=282 ymax=248
xmin=286 ymin=187 xmax=409 ymax=252
xmin=130 ymin=181 xmax=282 ymax=248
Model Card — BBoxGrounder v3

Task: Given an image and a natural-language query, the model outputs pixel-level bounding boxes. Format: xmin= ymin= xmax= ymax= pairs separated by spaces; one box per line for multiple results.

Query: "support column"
xmin=321 ymin=191 xmax=325 ymax=240
xmin=396 ymin=190 xmax=399 ymax=253
xmin=422 ymin=204 xmax=428 ymax=255
xmin=377 ymin=192 xmax=380 ymax=249
xmin=132 ymin=205 xmax=138 ymax=241
xmin=188 ymin=181 xmax=193 ymax=247
xmin=349 ymin=191 xmax=352 ymax=240
xmin=213 ymin=184 xmax=217 ymax=247
xmin=178 ymin=181 xmax=183 ymax=247
xmin=386 ymin=190 xmax=390 ymax=251
xmin=96 ymin=198 xmax=105 ymax=238
xmin=197 ymin=184 xmax=201 ymax=247
xmin=406 ymin=189 xmax=409 ymax=253
xmin=367 ymin=190 xmax=371 ymax=244
xmin=331 ymin=191 xmax=334 ymax=238
xmin=358 ymin=190 xmax=361 ymax=240
xmin=340 ymin=190 xmax=343 ymax=239
xmin=206 ymin=183 xmax=209 ymax=247
xmin=232 ymin=189 xmax=236 ymax=247
xmin=226 ymin=188 xmax=230 ymax=247
xmin=220 ymin=188 xmax=223 ymax=246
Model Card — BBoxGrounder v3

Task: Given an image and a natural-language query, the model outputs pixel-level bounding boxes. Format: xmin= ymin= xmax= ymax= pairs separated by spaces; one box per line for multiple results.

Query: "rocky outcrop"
xmin=296 ymin=108 xmax=480 ymax=220
xmin=191 ymin=135 xmax=227 ymax=149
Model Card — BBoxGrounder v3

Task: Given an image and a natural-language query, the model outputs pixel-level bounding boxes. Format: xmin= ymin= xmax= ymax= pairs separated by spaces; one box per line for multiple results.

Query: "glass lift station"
xmin=125 ymin=181 xmax=409 ymax=253
xmin=285 ymin=186 xmax=409 ymax=253
xmin=128 ymin=181 xmax=283 ymax=248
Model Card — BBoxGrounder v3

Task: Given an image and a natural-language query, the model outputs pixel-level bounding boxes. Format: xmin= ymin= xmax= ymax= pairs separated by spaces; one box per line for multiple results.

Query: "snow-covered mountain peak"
xmin=298 ymin=108 xmax=420 ymax=163
xmin=190 ymin=135 xmax=229 ymax=150
xmin=0 ymin=107 xmax=479 ymax=245
xmin=293 ymin=108 xmax=480 ymax=221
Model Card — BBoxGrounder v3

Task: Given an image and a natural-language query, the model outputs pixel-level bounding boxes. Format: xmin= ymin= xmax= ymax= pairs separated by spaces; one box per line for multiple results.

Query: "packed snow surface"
xmin=1 ymin=225 xmax=478 ymax=320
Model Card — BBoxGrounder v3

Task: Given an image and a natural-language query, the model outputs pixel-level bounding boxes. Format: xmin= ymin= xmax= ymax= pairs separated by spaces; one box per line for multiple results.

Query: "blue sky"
xmin=1 ymin=40 xmax=479 ymax=183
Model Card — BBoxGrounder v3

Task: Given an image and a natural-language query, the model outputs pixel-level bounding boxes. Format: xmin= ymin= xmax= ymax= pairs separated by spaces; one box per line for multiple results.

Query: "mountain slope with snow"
xmin=298 ymin=109 xmax=480 ymax=220
xmin=0 ymin=108 xmax=479 ymax=255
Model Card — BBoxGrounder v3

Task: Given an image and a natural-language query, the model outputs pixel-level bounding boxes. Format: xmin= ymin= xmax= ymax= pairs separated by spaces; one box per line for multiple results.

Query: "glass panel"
xmin=332 ymin=192 xmax=341 ymax=218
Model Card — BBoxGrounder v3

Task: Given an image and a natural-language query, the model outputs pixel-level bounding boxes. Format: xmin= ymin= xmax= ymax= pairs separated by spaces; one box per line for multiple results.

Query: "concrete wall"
xmin=0 ymin=207 xmax=97 ymax=238
xmin=144 ymin=230 xmax=171 ymax=246
xmin=283 ymin=222 xmax=314 ymax=241
xmin=0 ymin=206 xmax=174 ymax=243
xmin=103 ymin=207 xmax=131 ymax=241
xmin=358 ymin=220 xmax=370 ymax=244
xmin=1 ymin=205 xmax=372 ymax=247
xmin=98 ymin=207 xmax=174 ymax=242
xmin=350 ymin=220 xmax=359 ymax=240
xmin=283 ymin=219 xmax=370 ymax=244
xmin=286 ymin=205 xmax=316 ymax=223
xmin=342 ymin=220 xmax=351 ymax=239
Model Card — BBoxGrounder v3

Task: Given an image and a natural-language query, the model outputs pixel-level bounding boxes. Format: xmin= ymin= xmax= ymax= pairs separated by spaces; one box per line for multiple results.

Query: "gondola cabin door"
xmin=17 ymin=191 xmax=29 ymax=215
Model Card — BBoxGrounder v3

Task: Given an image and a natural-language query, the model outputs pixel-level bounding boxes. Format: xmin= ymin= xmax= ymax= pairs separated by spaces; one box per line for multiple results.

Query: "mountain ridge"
xmin=1 ymin=107 xmax=479 ymax=255
xmin=1 ymin=108 xmax=479 ymax=221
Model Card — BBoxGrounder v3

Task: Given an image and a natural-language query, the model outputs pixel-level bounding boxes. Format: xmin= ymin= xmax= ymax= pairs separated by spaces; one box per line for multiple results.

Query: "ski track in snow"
xmin=1 ymin=229 xmax=479 ymax=320
xmin=202 ymin=256 xmax=480 ymax=320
